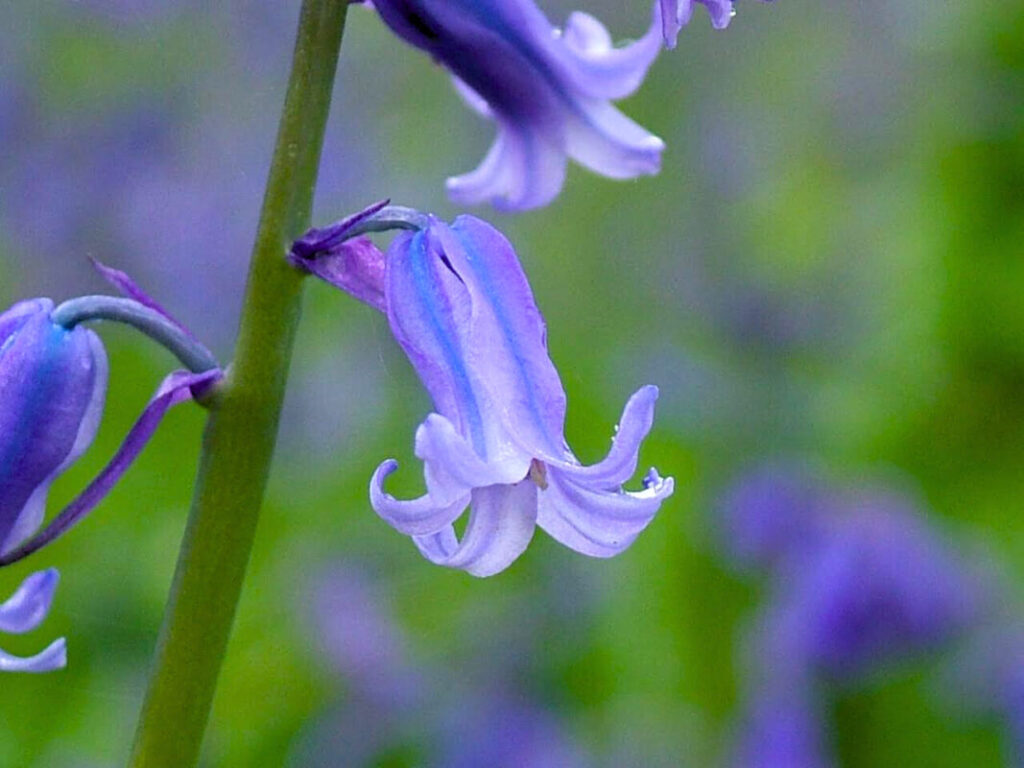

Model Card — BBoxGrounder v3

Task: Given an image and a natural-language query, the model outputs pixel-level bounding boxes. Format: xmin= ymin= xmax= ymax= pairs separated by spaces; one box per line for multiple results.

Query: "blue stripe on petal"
xmin=406 ymin=231 xmax=488 ymax=457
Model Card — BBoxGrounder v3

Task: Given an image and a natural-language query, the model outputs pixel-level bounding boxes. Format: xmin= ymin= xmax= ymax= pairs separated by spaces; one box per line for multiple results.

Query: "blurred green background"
xmin=1 ymin=0 xmax=1022 ymax=765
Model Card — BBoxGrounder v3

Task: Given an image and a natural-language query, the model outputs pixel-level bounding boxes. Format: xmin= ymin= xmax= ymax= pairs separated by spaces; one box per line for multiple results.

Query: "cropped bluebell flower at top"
xmin=291 ymin=206 xmax=673 ymax=576
xmin=0 ymin=264 xmax=221 ymax=669
xmin=369 ymin=0 xmax=665 ymax=210
xmin=659 ymin=0 xmax=774 ymax=47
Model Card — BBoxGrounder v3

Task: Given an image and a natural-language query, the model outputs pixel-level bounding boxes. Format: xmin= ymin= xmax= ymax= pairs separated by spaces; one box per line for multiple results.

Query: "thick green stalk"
xmin=128 ymin=2 xmax=348 ymax=765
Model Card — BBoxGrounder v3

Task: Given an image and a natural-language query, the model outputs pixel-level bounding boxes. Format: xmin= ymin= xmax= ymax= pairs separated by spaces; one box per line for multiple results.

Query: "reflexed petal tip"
xmin=370 ymin=459 xmax=469 ymax=537
xmin=537 ymin=386 xmax=673 ymax=558
xmin=0 ymin=637 xmax=66 ymax=674
xmin=0 ymin=568 xmax=59 ymax=633
xmin=0 ymin=569 xmax=65 ymax=674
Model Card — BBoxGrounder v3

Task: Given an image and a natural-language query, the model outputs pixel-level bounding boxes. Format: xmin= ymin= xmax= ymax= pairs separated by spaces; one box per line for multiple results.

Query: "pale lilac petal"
xmin=538 ymin=468 xmax=674 ymax=557
xmin=0 ymin=368 xmax=221 ymax=566
xmin=662 ymin=0 xmax=738 ymax=46
xmin=0 ymin=637 xmax=66 ymax=673
xmin=370 ymin=459 xmax=469 ymax=536
xmin=566 ymin=103 xmax=665 ymax=179
xmin=559 ymin=8 xmax=663 ymax=100
xmin=386 ymin=228 xmax=483 ymax=446
xmin=416 ymin=414 xmax=532 ymax=504
xmin=446 ymin=126 xmax=568 ymax=212
xmin=413 ymin=478 xmax=538 ymax=577
xmin=0 ymin=569 xmax=59 ymax=634
xmin=660 ymin=0 xmax=683 ymax=47
xmin=548 ymin=386 xmax=658 ymax=488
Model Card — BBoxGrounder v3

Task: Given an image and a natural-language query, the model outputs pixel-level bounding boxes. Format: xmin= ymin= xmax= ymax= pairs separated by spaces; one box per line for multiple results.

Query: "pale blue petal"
xmin=538 ymin=467 xmax=673 ymax=557
xmin=413 ymin=478 xmax=538 ymax=577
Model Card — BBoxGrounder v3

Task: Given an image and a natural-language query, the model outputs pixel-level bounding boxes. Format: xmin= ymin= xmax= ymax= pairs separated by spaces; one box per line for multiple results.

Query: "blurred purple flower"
xmin=723 ymin=466 xmax=977 ymax=682
xmin=294 ymin=212 xmax=673 ymax=576
xmin=716 ymin=461 xmax=827 ymax=570
xmin=312 ymin=565 xmax=424 ymax=712
xmin=0 ymin=569 xmax=66 ymax=673
xmin=436 ymin=690 xmax=590 ymax=768
xmin=769 ymin=493 xmax=975 ymax=680
xmin=730 ymin=680 xmax=834 ymax=768
xmin=369 ymin=0 xmax=664 ymax=210
xmin=300 ymin=562 xmax=593 ymax=767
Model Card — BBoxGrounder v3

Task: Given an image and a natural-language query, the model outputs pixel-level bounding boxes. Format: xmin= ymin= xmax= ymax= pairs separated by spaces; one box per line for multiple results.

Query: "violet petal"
xmin=538 ymin=466 xmax=674 ymax=557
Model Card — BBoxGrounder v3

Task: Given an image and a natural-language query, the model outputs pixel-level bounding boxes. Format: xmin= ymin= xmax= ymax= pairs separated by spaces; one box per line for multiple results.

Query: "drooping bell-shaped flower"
xmin=0 ymin=266 xmax=221 ymax=669
xmin=0 ymin=298 xmax=108 ymax=558
xmin=0 ymin=267 xmax=220 ymax=569
xmin=292 ymin=208 xmax=673 ymax=576
xmin=369 ymin=0 xmax=665 ymax=210
xmin=0 ymin=569 xmax=66 ymax=673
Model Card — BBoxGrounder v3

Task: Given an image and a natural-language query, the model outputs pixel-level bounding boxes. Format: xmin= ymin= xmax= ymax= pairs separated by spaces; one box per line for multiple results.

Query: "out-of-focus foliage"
xmin=0 ymin=0 xmax=1021 ymax=765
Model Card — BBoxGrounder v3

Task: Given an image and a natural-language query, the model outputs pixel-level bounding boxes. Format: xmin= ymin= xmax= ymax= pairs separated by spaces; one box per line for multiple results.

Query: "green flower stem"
xmin=128 ymin=2 xmax=348 ymax=766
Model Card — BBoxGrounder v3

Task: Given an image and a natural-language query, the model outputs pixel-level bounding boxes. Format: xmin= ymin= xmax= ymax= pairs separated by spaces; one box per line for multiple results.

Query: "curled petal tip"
xmin=370 ymin=460 xmax=468 ymax=536
xmin=0 ymin=569 xmax=60 ymax=634
xmin=0 ymin=637 xmax=66 ymax=674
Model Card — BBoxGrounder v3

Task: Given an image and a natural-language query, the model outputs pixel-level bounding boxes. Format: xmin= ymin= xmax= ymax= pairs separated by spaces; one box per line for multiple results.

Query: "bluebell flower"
xmin=292 ymin=210 xmax=673 ymax=576
xmin=715 ymin=461 xmax=827 ymax=570
xmin=0 ymin=569 xmax=66 ymax=673
xmin=369 ymin=0 xmax=665 ymax=210
xmin=660 ymin=0 xmax=773 ymax=47
xmin=721 ymin=466 xmax=977 ymax=681
xmin=0 ymin=268 xmax=221 ymax=666
xmin=0 ymin=299 xmax=108 ymax=559
xmin=762 ymin=492 xmax=975 ymax=680
xmin=729 ymin=679 xmax=834 ymax=768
